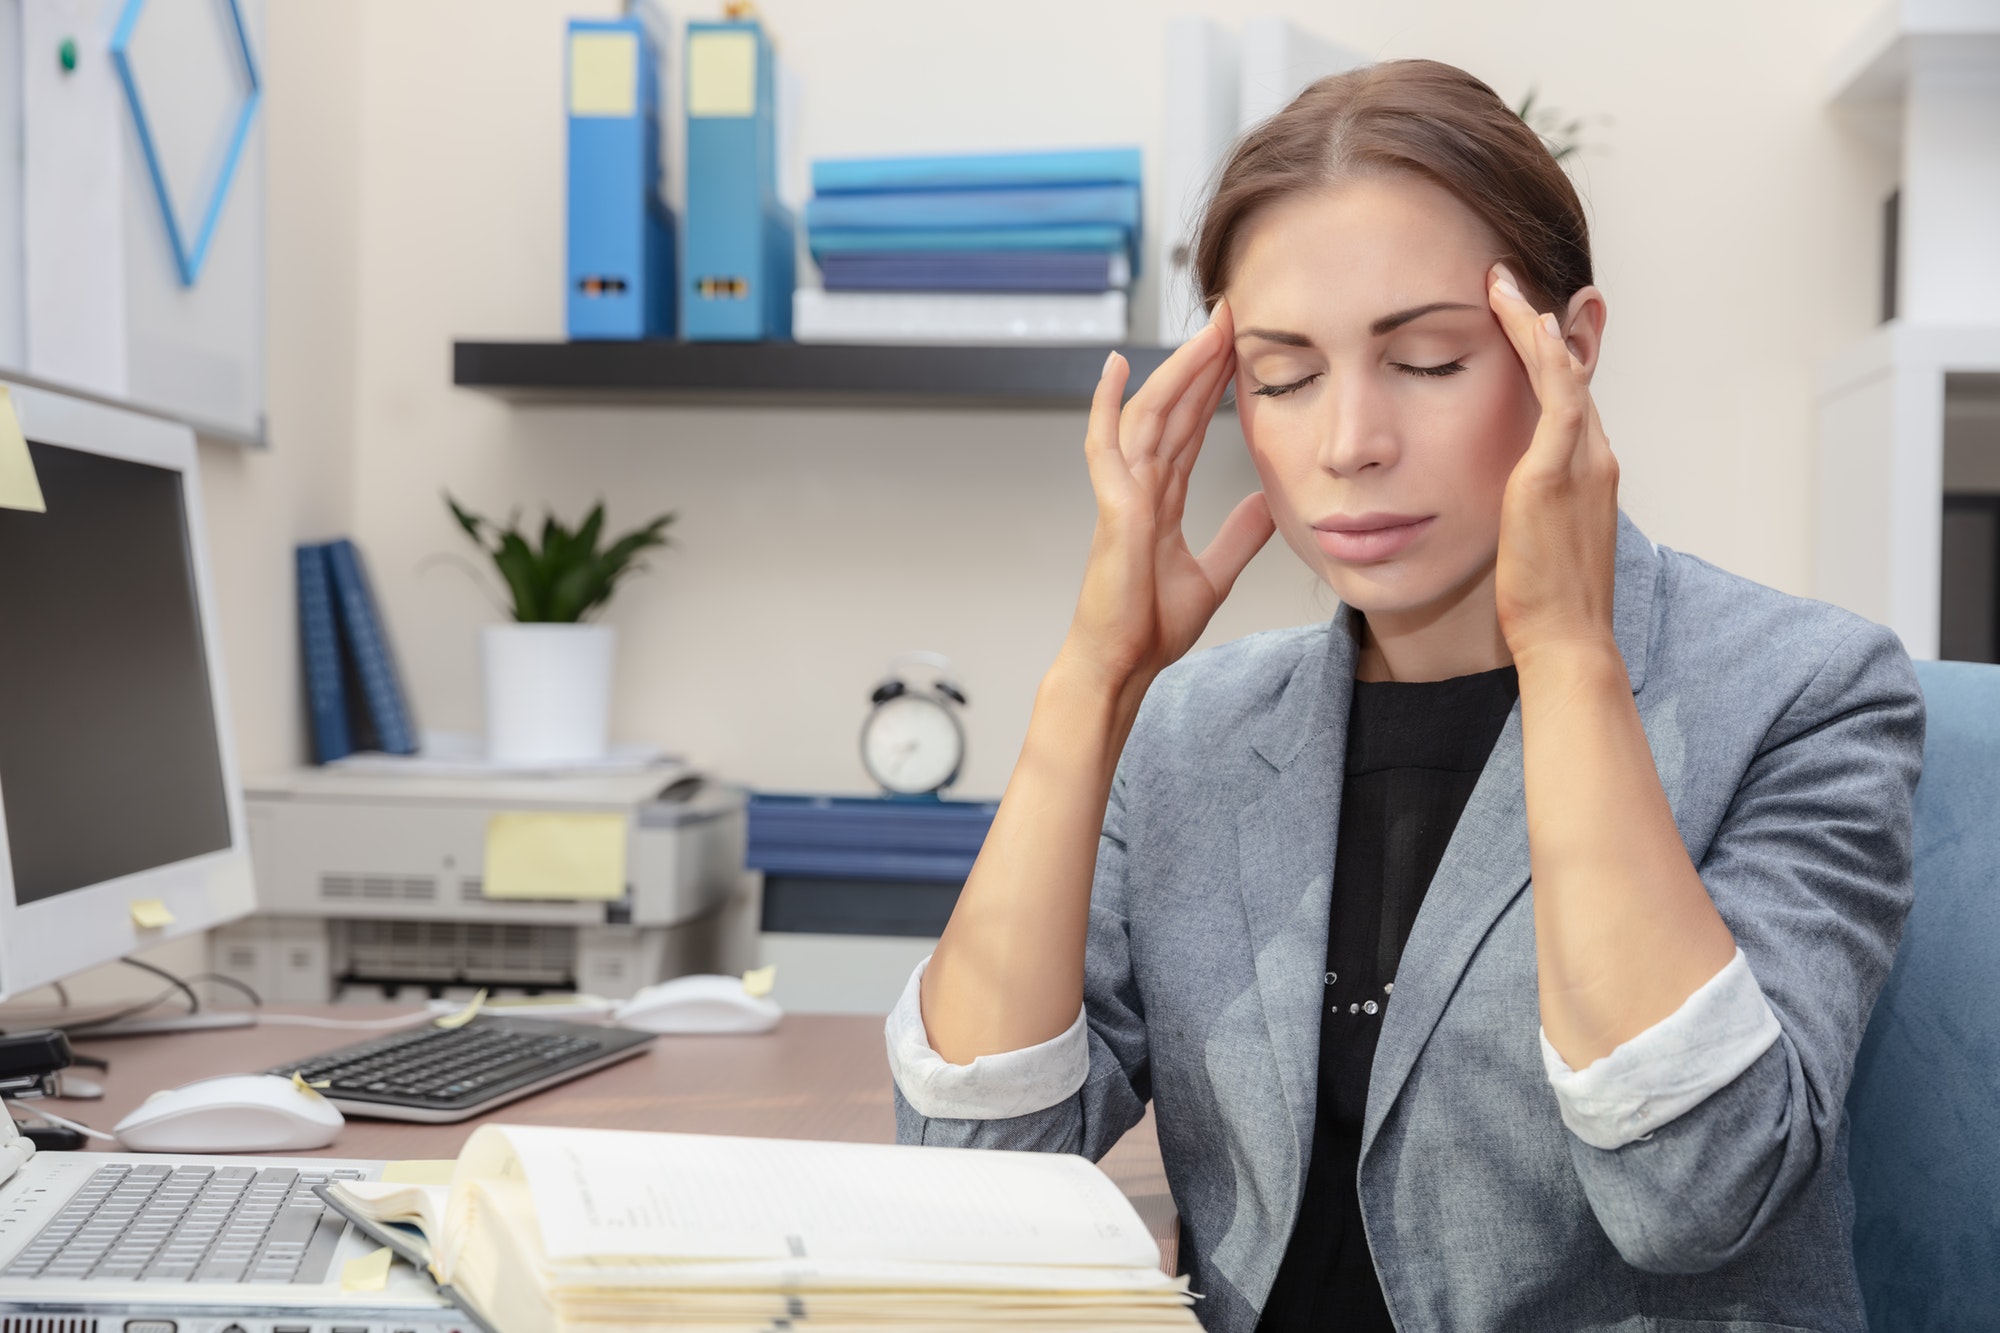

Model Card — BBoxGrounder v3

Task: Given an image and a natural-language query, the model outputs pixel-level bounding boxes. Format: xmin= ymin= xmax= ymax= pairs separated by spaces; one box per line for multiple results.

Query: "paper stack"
xmin=795 ymin=148 xmax=1141 ymax=344
xmin=329 ymin=1124 xmax=1198 ymax=1333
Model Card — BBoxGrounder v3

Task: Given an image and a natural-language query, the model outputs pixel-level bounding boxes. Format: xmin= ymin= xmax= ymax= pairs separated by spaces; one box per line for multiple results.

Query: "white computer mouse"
xmin=112 ymin=1074 xmax=345 ymax=1154
xmin=612 ymin=974 xmax=783 ymax=1034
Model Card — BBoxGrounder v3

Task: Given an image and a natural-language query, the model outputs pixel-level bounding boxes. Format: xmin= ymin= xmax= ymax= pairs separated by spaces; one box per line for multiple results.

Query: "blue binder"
xmin=566 ymin=17 xmax=676 ymax=340
xmin=295 ymin=543 xmax=353 ymax=763
xmin=683 ymin=18 xmax=794 ymax=341
xmin=811 ymin=147 xmax=1143 ymax=197
xmin=323 ymin=539 xmax=418 ymax=756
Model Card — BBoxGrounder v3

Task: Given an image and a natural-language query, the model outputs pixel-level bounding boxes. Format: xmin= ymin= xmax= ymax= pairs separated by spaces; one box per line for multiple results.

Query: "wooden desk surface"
xmin=44 ymin=1008 xmax=1177 ymax=1272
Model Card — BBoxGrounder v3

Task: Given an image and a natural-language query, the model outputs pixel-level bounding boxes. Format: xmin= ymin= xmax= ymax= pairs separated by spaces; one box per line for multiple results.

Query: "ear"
xmin=1560 ymin=285 xmax=1608 ymax=383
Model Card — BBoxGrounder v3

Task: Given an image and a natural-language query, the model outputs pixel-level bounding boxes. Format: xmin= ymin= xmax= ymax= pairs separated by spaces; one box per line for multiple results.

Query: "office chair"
xmin=1847 ymin=659 xmax=2000 ymax=1332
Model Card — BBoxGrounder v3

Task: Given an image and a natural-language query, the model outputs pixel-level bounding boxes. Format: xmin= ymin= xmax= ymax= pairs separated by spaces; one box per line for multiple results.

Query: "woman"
xmin=887 ymin=60 xmax=1923 ymax=1332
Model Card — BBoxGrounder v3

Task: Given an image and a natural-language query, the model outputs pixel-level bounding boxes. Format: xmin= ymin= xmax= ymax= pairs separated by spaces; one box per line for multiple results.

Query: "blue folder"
xmin=323 ymin=539 xmax=417 ymax=756
xmin=808 ymin=224 xmax=1130 ymax=258
xmin=295 ymin=544 xmax=352 ymax=763
xmin=818 ymin=251 xmax=1126 ymax=293
xmin=566 ymin=17 xmax=676 ymax=339
xmin=811 ymin=147 xmax=1142 ymax=196
xmin=805 ymin=183 xmax=1140 ymax=234
xmin=683 ymin=18 xmax=794 ymax=341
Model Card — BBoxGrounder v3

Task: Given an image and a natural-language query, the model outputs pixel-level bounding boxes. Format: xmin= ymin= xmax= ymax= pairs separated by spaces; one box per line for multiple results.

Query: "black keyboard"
xmin=273 ymin=1016 xmax=654 ymax=1123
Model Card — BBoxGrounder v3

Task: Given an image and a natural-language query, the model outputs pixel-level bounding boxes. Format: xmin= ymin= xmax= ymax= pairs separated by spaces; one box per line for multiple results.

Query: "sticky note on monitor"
xmin=569 ymin=30 xmax=638 ymax=117
xmin=688 ymin=30 xmax=757 ymax=117
xmin=129 ymin=899 xmax=176 ymax=930
xmin=0 ymin=387 xmax=47 ymax=514
xmin=483 ymin=812 xmax=627 ymax=901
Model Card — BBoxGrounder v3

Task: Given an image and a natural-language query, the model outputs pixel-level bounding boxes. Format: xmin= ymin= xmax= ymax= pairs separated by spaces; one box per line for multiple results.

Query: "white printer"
xmin=214 ymin=767 xmax=753 ymax=1003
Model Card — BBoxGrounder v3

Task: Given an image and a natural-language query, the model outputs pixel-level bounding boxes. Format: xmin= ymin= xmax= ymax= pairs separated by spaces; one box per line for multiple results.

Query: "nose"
xmin=1317 ymin=369 xmax=1400 ymax=478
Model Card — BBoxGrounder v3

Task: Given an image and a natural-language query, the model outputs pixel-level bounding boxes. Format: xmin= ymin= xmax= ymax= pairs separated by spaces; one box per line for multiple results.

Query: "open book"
xmin=324 ymin=1124 xmax=1197 ymax=1333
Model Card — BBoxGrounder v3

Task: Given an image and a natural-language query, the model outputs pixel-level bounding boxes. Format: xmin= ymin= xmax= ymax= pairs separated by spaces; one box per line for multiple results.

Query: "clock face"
xmin=861 ymin=694 xmax=964 ymax=794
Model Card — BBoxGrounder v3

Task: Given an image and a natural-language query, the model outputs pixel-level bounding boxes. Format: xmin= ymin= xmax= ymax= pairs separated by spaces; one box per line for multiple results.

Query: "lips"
xmin=1310 ymin=513 xmax=1435 ymax=563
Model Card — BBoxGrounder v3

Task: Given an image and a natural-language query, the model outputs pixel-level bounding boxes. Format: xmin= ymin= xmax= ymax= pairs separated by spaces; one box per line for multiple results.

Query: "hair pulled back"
xmin=1194 ymin=59 xmax=1591 ymax=314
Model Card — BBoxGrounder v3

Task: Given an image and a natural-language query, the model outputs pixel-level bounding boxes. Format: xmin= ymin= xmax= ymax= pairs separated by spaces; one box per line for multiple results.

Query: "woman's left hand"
xmin=1486 ymin=263 xmax=1621 ymax=666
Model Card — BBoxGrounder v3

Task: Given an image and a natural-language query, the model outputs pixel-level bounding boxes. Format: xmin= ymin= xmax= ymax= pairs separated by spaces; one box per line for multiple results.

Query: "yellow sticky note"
xmin=0 ymin=387 xmax=46 ymax=514
xmin=129 ymin=899 xmax=175 ymax=930
xmin=433 ymin=988 xmax=487 ymax=1030
xmin=688 ymin=30 xmax=757 ymax=117
xmin=569 ymin=31 xmax=638 ymax=117
xmin=381 ymin=1159 xmax=457 ymax=1186
xmin=340 ymin=1245 xmax=393 ymax=1293
xmin=483 ymin=812 xmax=627 ymax=900
xmin=290 ymin=1070 xmax=330 ymax=1098
xmin=741 ymin=964 xmax=776 ymax=999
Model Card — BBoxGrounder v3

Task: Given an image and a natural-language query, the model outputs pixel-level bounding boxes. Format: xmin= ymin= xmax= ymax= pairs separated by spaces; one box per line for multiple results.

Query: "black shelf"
xmin=452 ymin=339 xmax=1175 ymax=408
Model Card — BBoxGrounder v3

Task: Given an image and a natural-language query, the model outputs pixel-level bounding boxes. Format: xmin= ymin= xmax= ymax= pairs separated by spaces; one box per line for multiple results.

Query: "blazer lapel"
xmin=1235 ymin=609 xmax=1359 ymax=1166
xmin=1361 ymin=513 xmax=1660 ymax=1155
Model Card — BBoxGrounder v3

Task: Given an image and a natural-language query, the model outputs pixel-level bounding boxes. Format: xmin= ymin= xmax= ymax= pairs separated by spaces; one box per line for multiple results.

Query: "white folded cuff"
xmin=883 ymin=955 xmax=1090 ymax=1121
xmin=1541 ymin=947 xmax=1783 ymax=1151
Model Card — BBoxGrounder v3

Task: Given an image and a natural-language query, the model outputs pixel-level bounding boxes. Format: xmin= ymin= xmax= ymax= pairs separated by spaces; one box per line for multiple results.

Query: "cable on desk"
xmin=59 ymin=983 xmax=197 ymax=1033
xmin=20 ymin=1107 xmax=117 ymax=1143
xmin=185 ymin=972 xmax=263 ymax=1008
xmin=118 ymin=957 xmax=202 ymax=1014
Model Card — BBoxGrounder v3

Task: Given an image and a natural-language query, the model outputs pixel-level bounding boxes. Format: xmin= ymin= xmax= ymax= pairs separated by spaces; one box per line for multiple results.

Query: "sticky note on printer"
xmin=569 ymin=30 xmax=638 ymax=117
xmin=483 ymin=812 xmax=628 ymax=901
xmin=0 ymin=387 xmax=47 ymax=514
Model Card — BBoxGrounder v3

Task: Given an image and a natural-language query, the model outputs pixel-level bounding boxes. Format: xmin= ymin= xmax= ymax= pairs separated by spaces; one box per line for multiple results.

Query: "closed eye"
xmin=1251 ymin=374 xmax=1321 ymax=398
xmin=1393 ymin=360 xmax=1468 ymax=378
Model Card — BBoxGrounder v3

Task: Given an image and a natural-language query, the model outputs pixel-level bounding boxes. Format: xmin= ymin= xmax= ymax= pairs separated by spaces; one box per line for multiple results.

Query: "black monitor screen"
xmin=0 ymin=441 xmax=231 ymax=904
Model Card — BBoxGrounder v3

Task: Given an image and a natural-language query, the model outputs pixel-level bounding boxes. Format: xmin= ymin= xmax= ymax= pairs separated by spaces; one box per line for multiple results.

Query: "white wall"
xmin=313 ymin=0 xmax=1892 ymax=800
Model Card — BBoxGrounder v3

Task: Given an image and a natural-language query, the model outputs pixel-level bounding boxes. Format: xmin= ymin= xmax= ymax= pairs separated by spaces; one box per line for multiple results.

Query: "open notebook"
xmin=321 ymin=1124 xmax=1197 ymax=1333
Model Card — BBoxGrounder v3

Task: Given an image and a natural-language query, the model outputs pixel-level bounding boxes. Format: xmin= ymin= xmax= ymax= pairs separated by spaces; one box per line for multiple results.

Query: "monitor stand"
xmin=70 ymin=1011 xmax=257 ymax=1038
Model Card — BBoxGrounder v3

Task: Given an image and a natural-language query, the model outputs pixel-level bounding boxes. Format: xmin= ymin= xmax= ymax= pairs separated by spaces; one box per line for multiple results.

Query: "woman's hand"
xmin=1486 ymin=265 xmax=1620 ymax=668
xmin=1060 ymin=299 xmax=1276 ymax=703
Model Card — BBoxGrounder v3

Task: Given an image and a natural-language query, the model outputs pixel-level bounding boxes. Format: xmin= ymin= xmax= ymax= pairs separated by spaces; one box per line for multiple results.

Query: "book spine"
xmin=323 ymin=539 xmax=418 ymax=755
xmin=805 ymin=183 xmax=1140 ymax=234
xmin=792 ymin=289 xmax=1127 ymax=345
xmin=295 ymin=543 xmax=353 ymax=764
xmin=810 ymin=147 xmax=1143 ymax=196
xmin=809 ymin=224 xmax=1129 ymax=257
xmin=818 ymin=251 xmax=1124 ymax=293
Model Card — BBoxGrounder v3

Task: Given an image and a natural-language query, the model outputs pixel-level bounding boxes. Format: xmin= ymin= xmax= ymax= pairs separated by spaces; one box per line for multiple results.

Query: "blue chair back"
xmin=1848 ymin=659 xmax=2000 ymax=1331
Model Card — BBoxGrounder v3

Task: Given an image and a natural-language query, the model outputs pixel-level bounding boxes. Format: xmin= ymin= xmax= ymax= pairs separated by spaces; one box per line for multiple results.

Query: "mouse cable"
xmin=18 ymin=1106 xmax=116 ymax=1143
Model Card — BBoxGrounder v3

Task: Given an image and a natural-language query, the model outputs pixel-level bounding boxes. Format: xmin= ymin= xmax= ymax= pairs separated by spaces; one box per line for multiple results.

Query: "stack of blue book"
xmin=795 ymin=148 xmax=1141 ymax=344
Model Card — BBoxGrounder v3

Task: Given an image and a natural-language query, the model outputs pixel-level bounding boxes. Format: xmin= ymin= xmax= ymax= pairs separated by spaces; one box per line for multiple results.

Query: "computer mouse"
xmin=112 ymin=1073 xmax=344 ymax=1154
xmin=611 ymin=974 xmax=782 ymax=1034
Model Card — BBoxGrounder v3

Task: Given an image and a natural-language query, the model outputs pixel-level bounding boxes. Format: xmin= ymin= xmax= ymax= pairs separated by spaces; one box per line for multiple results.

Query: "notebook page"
xmin=478 ymin=1126 xmax=1162 ymax=1271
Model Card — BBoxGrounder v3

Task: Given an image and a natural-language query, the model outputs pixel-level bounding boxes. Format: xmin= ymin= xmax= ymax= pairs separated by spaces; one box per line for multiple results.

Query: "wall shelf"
xmin=452 ymin=340 xmax=1175 ymax=408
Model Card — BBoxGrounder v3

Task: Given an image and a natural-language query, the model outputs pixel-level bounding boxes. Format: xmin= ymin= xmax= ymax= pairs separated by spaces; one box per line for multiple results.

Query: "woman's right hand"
xmin=1061 ymin=298 xmax=1276 ymax=703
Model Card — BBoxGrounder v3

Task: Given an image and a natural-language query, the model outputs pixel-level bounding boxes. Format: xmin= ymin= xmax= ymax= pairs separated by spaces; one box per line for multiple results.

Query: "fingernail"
xmin=1540 ymin=313 xmax=1563 ymax=340
xmin=1491 ymin=264 xmax=1523 ymax=301
xmin=1103 ymin=350 xmax=1118 ymax=373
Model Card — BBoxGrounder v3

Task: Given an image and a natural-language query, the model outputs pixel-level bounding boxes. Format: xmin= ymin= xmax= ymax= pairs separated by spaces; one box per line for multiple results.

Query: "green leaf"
xmin=494 ymin=530 xmax=548 ymax=622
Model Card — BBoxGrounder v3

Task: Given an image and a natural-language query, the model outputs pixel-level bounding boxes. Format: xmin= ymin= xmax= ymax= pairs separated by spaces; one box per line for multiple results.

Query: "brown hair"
xmin=1193 ymin=59 xmax=1591 ymax=314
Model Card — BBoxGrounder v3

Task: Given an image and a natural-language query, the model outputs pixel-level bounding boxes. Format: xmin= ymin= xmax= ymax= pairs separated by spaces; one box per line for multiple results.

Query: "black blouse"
xmin=1256 ymin=664 xmax=1520 ymax=1332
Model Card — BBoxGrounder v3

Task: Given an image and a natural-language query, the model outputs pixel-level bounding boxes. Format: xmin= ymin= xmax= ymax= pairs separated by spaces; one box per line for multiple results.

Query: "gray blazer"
xmin=895 ymin=515 xmax=1925 ymax=1332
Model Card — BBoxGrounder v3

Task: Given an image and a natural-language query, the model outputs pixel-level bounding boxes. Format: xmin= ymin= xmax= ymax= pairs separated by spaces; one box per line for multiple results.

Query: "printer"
xmin=214 ymin=767 xmax=752 ymax=1003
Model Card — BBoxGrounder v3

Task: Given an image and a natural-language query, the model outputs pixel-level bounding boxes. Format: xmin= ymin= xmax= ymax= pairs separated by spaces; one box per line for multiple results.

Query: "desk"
xmin=50 ymin=1008 xmax=1179 ymax=1273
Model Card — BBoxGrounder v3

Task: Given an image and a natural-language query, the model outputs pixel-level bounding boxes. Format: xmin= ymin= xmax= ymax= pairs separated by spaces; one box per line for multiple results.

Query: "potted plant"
xmin=447 ymin=495 xmax=675 ymax=764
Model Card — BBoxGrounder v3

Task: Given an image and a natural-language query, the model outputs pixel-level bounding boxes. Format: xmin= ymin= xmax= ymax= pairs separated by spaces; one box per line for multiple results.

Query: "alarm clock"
xmin=861 ymin=652 xmax=968 ymax=796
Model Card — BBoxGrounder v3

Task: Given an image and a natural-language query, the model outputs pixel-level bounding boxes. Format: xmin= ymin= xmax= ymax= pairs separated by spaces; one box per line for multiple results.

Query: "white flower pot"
xmin=482 ymin=622 xmax=616 ymax=765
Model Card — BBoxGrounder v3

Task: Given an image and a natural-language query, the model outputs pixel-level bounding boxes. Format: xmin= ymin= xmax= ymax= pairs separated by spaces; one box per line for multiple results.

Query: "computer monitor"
xmin=0 ymin=381 xmax=253 ymax=1001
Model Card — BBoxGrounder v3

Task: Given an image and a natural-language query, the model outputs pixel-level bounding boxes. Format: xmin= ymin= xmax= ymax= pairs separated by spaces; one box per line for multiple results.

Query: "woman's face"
xmin=1227 ymin=173 xmax=1571 ymax=622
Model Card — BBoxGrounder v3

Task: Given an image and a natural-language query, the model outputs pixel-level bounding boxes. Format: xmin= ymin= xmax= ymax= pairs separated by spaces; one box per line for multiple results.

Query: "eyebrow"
xmin=1235 ymin=300 xmax=1482 ymax=348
